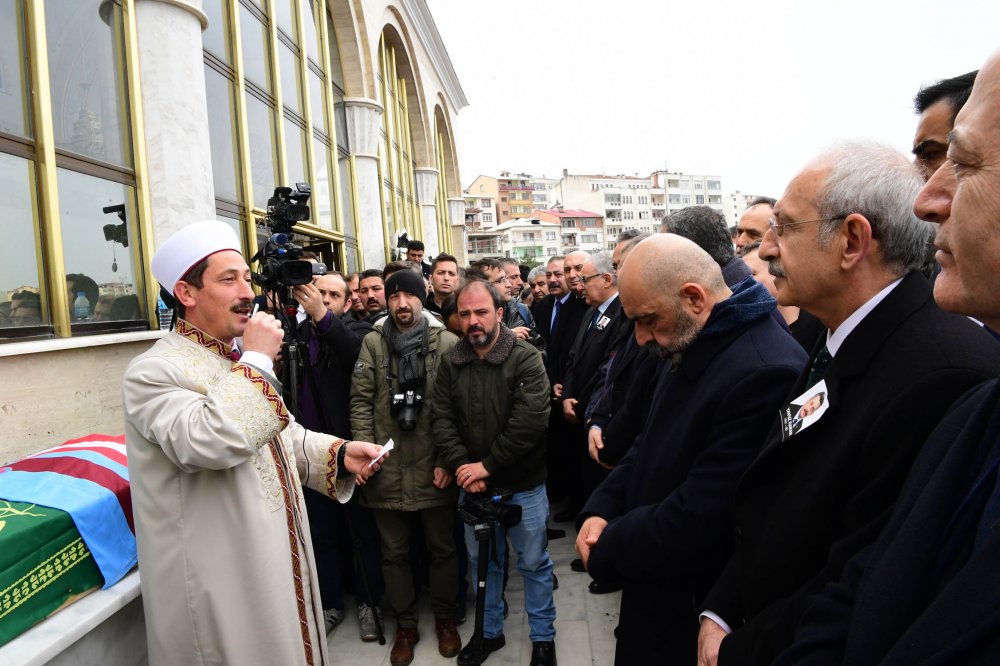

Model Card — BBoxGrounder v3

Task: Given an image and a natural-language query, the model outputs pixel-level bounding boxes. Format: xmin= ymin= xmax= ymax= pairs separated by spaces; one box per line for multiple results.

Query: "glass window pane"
xmin=202 ymin=0 xmax=229 ymax=63
xmin=302 ymin=0 xmax=320 ymax=64
xmin=308 ymin=69 xmax=326 ymax=135
xmin=326 ymin=11 xmax=344 ymax=89
xmin=245 ymin=93 xmax=276 ymax=209
xmin=0 ymin=0 xmax=31 ymax=138
xmin=310 ymin=135 xmax=332 ymax=229
xmin=338 ymin=155 xmax=356 ymax=242
xmin=278 ymin=41 xmax=302 ymax=116
xmin=205 ymin=65 xmax=240 ymax=203
xmin=240 ymin=6 xmax=271 ymax=93
xmin=56 ymin=168 xmax=145 ymax=323
xmin=0 ymin=152 xmax=44 ymax=329
xmin=45 ymin=0 xmax=132 ymax=167
xmin=333 ymin=86 xmax=348 ymax=151
xmin=273 ymin=0 xmax=296 ymax=39
xmin=283 ymin=116 xmax=307 ymax=188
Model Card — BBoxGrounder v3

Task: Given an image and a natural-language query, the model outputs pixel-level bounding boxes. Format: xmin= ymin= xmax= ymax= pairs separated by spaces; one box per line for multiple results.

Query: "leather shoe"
xmin=435 ymin=617 xmax=461 ymax=658
xmin=569 ymin=558 xmax=586 ymax=573
xmin=530 ymin=640 xmax=557 ymax=665
xmin=546 ymin=527 xmax=566 ymax=539
xmin=390 ymin=627 xmax=419 ymax=666
xmin=457 ymin=633 xmax=505 ymax=666
xmin=588 ymin=579 xmax=623 ymax=594
xmin=552 ymin=573 xmax=559 ymax=590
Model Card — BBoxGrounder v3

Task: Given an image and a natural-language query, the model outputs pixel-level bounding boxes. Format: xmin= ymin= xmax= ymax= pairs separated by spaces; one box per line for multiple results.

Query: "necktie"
xmin=550 ymin=298 xmax=562 ymax=338
xmin=805 ymin=345 xmax=831 ymax=388
xmin=587 ymin=309 xmax=602 ymax=334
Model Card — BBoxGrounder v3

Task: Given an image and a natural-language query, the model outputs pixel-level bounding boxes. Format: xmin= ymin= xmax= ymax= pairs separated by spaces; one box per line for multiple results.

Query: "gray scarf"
xmin=383 ymin=315 xmax=429 ymax=389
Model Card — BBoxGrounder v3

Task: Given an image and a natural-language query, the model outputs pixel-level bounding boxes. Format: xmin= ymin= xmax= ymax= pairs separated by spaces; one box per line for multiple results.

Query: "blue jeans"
xmin=463 ymin=484 xmax=556 ymax=642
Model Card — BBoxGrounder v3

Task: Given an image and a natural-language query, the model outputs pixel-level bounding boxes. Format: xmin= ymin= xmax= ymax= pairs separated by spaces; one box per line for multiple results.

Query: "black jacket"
xmin=581 ymin=283 xmax=807 ymax=665
xmin=533 ymin=293 xmax=588 ymax=384
xmin=775 ymin=379 xmax=1000 ymax=666
xmin=705 ymin=272 xmax=1000 ymax=665
xmin=562 ymin=296 xmax=631 ymax=420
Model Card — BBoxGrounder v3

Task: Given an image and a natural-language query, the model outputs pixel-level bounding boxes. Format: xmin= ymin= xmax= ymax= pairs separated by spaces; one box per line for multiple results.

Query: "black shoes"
xmin=546 ymin=527 xmax=567 ymax=539
xmin=552 ymin=508 xmax=578 ymax=523
xmin=569 ymin=558 xmax=587 ymax=573
xmin=457 ymin=634 xmax=506 ymax=666
xmin=530 ymin=640 xmax=557 ymax=665
xmin=588 ymin=579 xmax=623 ymax=594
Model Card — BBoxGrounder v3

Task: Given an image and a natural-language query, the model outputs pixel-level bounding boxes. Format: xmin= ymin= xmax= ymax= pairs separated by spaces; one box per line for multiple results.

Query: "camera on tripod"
xmin=458 ymin=490 xmax=522 ymax=530
xmin=252 ymin=183 xmax=325 ymax=295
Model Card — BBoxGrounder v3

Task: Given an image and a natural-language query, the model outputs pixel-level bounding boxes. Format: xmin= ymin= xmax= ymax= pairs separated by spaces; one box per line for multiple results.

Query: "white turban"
xmin=151 ymin=220 xmax=242 ymax=295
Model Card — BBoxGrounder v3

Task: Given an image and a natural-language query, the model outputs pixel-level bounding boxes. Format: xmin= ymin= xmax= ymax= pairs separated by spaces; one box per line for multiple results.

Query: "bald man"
xmin=574 ymin=235 xmax=806 ymax=664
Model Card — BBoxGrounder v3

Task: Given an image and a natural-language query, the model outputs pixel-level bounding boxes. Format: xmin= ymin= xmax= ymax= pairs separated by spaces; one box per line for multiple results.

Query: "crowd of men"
xmin=124 ymin=47 xmax=1000 ymax=666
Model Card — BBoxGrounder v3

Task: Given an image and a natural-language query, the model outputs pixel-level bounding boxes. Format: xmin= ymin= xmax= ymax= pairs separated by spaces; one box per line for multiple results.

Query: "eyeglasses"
xmin=580 ymin=273 xmax=604 ymax=283
xmin=491 ymin=275 xmax=510 ymax=284
xmin=767 ymin=216 xmax=846 ymax=237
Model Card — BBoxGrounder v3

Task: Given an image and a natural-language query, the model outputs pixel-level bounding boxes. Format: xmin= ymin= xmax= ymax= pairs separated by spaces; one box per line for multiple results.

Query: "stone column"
xmin=344 ymin=98 xmax=386 ymax=269
xmin=133 ymin=0 xmax=214 ymax=247
xmin=413 ymin=167 xmax=440 ymax=256
xmin=448 ymin=197 xmax=468 ymax=264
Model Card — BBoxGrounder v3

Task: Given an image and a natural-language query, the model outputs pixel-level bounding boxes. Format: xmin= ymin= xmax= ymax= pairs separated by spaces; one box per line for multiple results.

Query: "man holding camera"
xmin=433 ymin=278 xmax=557 ymax=666
xmin=350 ymin=269 xmax=461 ymax=666
xmin=125 ymin=220 xmax=386 ymax=666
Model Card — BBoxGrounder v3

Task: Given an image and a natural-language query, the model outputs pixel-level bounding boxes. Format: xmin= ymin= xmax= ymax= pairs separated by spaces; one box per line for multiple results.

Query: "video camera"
xmin=458 ymin=490 xmax=521 ymax=529
xmin=251 ymin=183 xmax=324 ymax=298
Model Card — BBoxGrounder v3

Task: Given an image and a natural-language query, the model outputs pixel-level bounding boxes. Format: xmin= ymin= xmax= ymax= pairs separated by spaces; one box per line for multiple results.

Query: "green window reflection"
xmin=45 ymin=0 xmax=132 ymax=167
xmin=56 ymin=168 xmax=144 ymax=323
xmin=0 ymin=153 xmax=44 ymax=329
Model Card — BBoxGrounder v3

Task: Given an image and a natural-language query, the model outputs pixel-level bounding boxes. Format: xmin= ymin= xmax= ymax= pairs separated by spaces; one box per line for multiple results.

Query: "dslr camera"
xmin=390 ymin=389 xmax=423 ymax=431
xmin=458 ymin=490 xmax=521 ymax=529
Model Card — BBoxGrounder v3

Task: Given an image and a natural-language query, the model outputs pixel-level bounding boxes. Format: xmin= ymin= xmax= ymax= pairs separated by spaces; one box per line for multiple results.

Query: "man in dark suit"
xmin=560 ymin=250 xmax=631 ymax=524
xmin=697 ymin=140 xmax=1000 ymax=666
xmin=533 ymin=255 xmax=589 ymax=509
xmin=576 ymin=234 xmax=807 ymax=664
xmin=772 ymin=51 xmax=1000 ymax=666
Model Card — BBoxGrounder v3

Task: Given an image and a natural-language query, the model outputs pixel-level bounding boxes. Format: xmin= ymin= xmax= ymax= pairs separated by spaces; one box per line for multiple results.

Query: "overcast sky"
xmin=426 ymin=0 xmax=998 ymax=199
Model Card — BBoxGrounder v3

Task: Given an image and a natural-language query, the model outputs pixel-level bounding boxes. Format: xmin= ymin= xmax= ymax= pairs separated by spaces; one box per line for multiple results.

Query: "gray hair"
xmin=815 ymin=140 xmax=932 ymax=275
xmin=591 ymin=251 xmax=617 ymax=286
xmin=527 ymin=266 xmax=545 ymax=283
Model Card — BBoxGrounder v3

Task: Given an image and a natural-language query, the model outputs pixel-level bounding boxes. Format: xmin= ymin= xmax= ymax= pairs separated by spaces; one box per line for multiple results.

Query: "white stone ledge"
xmin=0 ymin=330 xmax=166 ymax=358
xmin=0 ymin=570 xmax=141 ymax=666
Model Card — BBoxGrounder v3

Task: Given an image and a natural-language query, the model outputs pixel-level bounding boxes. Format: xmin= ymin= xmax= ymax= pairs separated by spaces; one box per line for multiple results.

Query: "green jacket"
xmin=350 ymin=313 xmax=459 ymax=510
xmin=431 ymin=325 xmax=551 ymax=493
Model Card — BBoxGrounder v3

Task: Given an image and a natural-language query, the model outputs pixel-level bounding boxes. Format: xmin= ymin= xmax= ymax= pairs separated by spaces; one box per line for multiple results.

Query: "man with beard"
xmin=351 ymin=269 xmax=461 ymax=665
xmin=123 ymin=220 xmax=386 ymax=665
xmin=575 ymin=234 xmax=806 ymax=664
xmin=432 ymin=278 xmax=557 ymax=666
xmin=357 ymin=268 xmax=388 ymax=322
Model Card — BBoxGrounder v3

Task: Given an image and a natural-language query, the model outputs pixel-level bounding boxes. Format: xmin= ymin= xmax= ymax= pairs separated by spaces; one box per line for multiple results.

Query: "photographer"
xmin=432 ymin=278 xmax=557 ymax=666
xmin=350 ymin=269 xmax=462 ymax=666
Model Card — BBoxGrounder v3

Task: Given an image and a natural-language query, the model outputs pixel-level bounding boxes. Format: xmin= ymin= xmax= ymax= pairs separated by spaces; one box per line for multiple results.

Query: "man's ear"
xmin=174 ymin=281 xmax=198 ymax=309
xmin=838 ymin=213 xmax=873 ymax=271
xmin=678 ymin=282 xmax=711 ymax=315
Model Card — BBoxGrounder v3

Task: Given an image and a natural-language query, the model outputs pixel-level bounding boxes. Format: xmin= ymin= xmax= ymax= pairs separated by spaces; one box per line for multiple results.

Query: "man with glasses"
xmin=697 ymin=141 xmax=1000 ymax=666
xmin=559 ymin=251 xmax=630 ymax=548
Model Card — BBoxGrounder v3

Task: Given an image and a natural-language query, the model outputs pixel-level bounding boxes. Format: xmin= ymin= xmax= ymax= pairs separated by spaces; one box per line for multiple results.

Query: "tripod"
xmin=469 ymin=519 xmax=498 ymax=659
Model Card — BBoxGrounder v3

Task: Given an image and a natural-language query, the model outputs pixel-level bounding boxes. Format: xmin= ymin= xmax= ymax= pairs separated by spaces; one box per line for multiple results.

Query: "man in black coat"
xmin=697 ymin=140 xmax=1000 ymax=666
xmin=533 ymin=255 xmax=588 ymax=507
xmin=560 ymin=250 xmax=631 ymax=522
xmin=576 ymin=234 xmax=807 ymax=664
xmin=772 ymin=51 xmax=1000 ymax=666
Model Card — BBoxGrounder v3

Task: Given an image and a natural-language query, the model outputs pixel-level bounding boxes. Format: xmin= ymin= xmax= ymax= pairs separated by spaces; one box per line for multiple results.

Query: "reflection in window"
xmin=56 ymin=168 xmax=144 ymax=323
xmin=283 ymin=116 xmax=307 ymax=187
xmin=240 ymin=5 xmax=270 ymax=93
xmin=0 ymin=152 xmax=44 ymax=329
xmin=45 ymin=0 xmax=131 ymax=167
xmin=0 ymin=0 xmax=30 ymax=138
xmin=245 ymin=93 xmax=277 ymax=209
xmin=202 ymin=0 xmax=229 ymax=63
xmin=205 ymin=65 xmax=240 ymax=203
xmin=278 ymin=41 xmax=302 ymax=116
xmin=311 ymin=135 xmax=332 ymax=229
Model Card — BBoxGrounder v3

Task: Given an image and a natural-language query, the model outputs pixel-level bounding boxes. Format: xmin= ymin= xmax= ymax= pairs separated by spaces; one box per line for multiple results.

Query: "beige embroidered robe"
xmin=122 ymin=320 xmax=352 ymax=666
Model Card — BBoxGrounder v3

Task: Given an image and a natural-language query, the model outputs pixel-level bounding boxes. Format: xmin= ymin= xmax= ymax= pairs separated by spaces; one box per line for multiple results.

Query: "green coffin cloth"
xmin=0 ymin=500 xmax=103 ymax=647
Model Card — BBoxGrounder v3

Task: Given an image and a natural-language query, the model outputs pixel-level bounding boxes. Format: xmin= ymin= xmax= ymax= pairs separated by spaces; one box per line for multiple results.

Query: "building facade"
xmin=0 ymin=0 xmax=467 ymax=464
xmin=465 ymin=217 xmax=561 ymax=264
